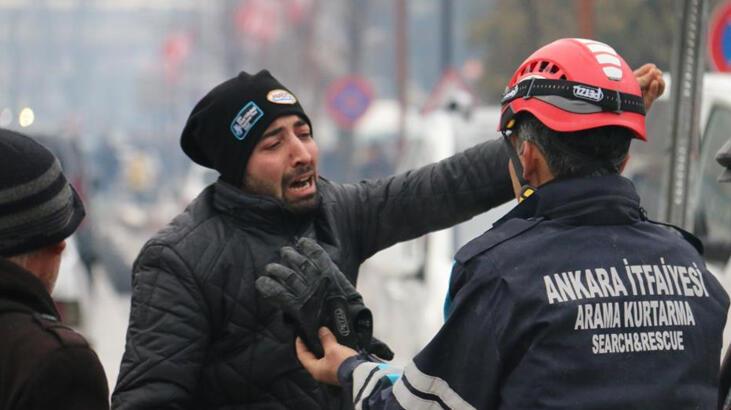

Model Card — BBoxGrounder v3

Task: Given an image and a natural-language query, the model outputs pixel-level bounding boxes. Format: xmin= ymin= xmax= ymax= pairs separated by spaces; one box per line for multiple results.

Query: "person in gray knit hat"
xmin=0 ymin=128 xmax=109 ymax=410
xmin=113 ymin=67 xmax=665 ymax=410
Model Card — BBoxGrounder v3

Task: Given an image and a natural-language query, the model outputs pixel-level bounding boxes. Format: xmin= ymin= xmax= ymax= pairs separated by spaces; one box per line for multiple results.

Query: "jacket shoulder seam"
xmin=455 ymin=218 xmax=543 ymax=263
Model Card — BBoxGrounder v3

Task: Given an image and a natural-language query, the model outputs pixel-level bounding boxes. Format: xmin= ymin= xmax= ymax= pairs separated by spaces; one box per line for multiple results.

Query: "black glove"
xmin=255 ymin=246 xmax=331 ymax=357
xmin=365 ymin=336 xmax=395 ymax=361
xmin=295 ymin=238 xmax=394 ymax=361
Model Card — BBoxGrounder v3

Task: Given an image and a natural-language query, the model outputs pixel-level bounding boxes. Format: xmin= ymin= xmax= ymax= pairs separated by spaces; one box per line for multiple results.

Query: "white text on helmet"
xmin=573 ymin=85 xmax=604 ymax=102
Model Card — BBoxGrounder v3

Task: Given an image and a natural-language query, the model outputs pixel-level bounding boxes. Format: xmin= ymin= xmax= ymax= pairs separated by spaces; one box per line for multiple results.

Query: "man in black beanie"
xmin=113 ymin=68 xmax=665 ymax=410
xmin=0 ymin=128 xmax=109 ymax=410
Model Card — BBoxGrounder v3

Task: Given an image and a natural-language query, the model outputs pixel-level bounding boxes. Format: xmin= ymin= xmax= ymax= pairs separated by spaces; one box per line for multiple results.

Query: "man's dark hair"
xmin=513 ymin=113 xmax=633 ymax=179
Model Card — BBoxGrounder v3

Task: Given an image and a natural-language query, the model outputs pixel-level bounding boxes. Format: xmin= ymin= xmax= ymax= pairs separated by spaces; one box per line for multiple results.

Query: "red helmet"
xmin=498 ymin=38 xmax=646 ymax=140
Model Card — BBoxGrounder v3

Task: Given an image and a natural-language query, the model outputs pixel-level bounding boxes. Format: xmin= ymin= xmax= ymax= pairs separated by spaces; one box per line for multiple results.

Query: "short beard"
xmin=281 ymin=164 xmax=319 ymax=214
xmin=284 ymin=192 xmax=321 ymax=215
xmin=241 ymin=167 xmax=321 ymax=215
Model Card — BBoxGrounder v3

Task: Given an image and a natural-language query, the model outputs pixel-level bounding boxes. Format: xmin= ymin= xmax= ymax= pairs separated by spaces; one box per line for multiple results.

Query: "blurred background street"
xmin=1 ymin=0 xmax=731 ymax=393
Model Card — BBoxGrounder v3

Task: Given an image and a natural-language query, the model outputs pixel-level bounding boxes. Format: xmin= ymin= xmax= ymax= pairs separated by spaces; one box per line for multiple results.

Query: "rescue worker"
xmin=0 ymin=128 xmax=109 ymax=410
xmin=288 ymin=38 xmax=729 ymax=409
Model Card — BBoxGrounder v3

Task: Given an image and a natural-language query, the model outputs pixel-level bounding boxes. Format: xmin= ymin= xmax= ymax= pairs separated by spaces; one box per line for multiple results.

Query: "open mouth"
xmin=288 ymin=174 xmax=314 ymax=192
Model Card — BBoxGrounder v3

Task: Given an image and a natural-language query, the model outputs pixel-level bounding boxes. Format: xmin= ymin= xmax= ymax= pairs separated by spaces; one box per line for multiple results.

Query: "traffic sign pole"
xmin=325 ymin=75 xmax=374 ymax=181
xmin=665 ymin=0 xmax=708 ymax=228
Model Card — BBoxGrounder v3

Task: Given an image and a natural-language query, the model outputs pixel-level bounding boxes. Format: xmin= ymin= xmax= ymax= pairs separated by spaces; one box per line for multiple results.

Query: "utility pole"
xmin=440 ymin=0 xmax=453 ymax=72
xmin=222 ymin=0 xmax=241 ymax=75
xmin=303 ymin=0 xmax=322 ymax=119
xmin=348 ymin=0 xmax=364 ymax=74
xmin=341 ymin=0 xmax=365 ymax=181
xmin=664 ymin=0 xmax=708 ymax=228
xmin=576 ymin=0 xmax=594 ymax=39
xmin=396 ymin=0 xmax=408 ymax=150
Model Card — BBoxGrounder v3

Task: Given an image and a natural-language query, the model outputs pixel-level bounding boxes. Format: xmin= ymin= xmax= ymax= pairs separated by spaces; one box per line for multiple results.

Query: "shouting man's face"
xmin=243 ymin=115 xmax=320 ymax=213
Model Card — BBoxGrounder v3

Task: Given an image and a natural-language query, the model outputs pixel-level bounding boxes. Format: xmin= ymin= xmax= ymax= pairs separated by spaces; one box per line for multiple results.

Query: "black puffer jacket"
xmin=112 ymin=140 xmax=512 ymax=409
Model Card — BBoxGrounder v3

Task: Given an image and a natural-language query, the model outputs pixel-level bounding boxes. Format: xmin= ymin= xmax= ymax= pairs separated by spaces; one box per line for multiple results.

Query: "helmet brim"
xmin=501 ymin=98 xmax=646 ymax=140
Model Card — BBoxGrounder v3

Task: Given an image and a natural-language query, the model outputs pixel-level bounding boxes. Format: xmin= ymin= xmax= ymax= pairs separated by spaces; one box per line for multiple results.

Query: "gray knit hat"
xmin=0 ymin=128 xmax=85 ymax=257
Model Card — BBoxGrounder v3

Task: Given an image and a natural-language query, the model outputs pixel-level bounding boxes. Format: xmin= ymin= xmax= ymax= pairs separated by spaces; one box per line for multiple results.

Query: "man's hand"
xmin=634 ymin=63 xmax=666 ymax=111
xmin=255 ymin=247 xmax=331 ymax=357
xmin=296 ymin=327 xmax=358 ymax=385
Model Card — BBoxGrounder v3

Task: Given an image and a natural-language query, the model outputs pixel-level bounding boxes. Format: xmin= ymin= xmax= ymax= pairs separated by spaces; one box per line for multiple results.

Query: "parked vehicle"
xmin=358 ymin=103 xmax=512 ymax=364
xmin=639 ymin=73 xmax=731 ymax=278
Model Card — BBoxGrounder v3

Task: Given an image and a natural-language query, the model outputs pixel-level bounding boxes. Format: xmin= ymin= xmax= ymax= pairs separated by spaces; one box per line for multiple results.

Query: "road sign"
xmin=709 ymin=0 xmax=731 ymax=72
xmin=421 ymin=68 xmax=476 ymax=114
xmin=326 ymin=75 xmax=374 ymax=129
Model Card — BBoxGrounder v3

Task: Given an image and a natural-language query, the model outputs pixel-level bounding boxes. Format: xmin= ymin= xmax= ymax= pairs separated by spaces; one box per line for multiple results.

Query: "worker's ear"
xmin=518 ymin=140 xmax=540 ymax=181
xmin=44 ymin=240 xmax=66 ymax=256
xmin=619 ymin=153 xmax=631 ymax=173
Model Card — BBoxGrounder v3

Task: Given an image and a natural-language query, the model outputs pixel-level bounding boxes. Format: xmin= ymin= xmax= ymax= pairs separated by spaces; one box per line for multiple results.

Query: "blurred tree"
xmin=470 ymin=0 xmax=683 ymax=103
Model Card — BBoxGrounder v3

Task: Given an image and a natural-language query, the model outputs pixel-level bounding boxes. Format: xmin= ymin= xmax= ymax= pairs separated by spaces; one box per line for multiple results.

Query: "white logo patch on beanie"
xmin=267 ymin=89 xmax=297 ymax=105
xmin=230 ymin=101 xmax=264 ymax=141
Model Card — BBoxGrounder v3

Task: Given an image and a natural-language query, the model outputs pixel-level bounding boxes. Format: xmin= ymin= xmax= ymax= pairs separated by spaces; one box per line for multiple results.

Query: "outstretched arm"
xmin=330 ymin=139 xmax=513 ymax=263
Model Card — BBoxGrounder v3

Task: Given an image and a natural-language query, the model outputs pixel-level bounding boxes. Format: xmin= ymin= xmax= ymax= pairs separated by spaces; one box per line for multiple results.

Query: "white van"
xmin=639 ymin=73 xmax=731 ymax=291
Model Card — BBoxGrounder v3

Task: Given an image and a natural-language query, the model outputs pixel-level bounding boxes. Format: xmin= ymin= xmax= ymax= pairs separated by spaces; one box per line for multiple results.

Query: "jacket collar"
xmin=497 ymin=175 xmax=642 ymax=226
xmin=0 ymin=257 xmax=59 ymax=318
xmin=211 ymin=179 xmax=318 ymax=233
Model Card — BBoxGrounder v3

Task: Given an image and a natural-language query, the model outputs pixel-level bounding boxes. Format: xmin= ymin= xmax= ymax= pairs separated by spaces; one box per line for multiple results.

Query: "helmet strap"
xmin=502 ymin=132 xmax=536 ymax=203
xmin=500 ymin=78 xmax=645 ymax=116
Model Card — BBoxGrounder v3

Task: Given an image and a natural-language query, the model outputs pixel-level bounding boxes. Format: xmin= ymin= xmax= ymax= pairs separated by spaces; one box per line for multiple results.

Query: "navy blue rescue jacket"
xmin=340 ymin=175 xmax=729 ymax=410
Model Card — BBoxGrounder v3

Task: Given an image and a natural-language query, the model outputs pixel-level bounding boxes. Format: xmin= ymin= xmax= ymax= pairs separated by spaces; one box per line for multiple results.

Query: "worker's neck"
xmin=527 ymin=165 xmax=554 ymax=188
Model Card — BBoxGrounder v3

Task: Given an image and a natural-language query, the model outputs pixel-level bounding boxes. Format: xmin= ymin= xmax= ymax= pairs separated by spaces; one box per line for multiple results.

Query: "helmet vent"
xmin=518 ymin=59 xmax=566 ymax=80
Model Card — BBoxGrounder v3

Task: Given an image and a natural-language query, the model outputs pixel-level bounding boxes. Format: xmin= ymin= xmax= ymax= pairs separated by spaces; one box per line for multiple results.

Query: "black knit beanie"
xmin=0 ymin=128 xmax=85 ymax=257
xmin=180 ymin=70 xmax=311 ymax=186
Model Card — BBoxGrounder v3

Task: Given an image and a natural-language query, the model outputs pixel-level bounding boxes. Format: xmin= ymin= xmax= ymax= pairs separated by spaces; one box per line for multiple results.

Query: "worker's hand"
xmin=296 ymin=238 xmax=394 ymax=360
xmin=634 ymin=63 xmax=666 ymax=111
xmin=296 ymin=327 xmax=358 ymax=385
